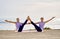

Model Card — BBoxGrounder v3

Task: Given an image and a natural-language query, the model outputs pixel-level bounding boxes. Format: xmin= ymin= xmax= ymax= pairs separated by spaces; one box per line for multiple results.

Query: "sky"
xmin=0 ymin=0 xmax=60 ymax=30
xmin=0 ymin=0 xmax=60 ymax=18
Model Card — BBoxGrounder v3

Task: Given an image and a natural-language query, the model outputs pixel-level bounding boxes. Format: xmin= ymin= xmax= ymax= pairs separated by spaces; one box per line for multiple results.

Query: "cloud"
xmin=0 ymin=0 xmax=60 ymax=18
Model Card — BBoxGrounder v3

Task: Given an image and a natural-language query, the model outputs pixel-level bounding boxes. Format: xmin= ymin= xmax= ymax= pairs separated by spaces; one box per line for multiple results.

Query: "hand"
xmin=5 ymin=20 xmax=8 ymax=22
xmin=27 ymin=23 xmax=31 ymax=24
xmin=52 ymin=17 xmax=55 ymax=19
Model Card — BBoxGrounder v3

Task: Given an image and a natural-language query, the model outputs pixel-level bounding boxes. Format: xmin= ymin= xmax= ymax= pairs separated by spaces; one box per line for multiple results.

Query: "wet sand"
xmin=0 ymin=29 xmax=60 ymax=39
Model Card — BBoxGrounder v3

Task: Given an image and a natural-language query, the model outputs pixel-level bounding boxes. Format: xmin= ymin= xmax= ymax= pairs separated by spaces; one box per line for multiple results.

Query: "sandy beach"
xmin=0 ymin=29 xmax=60 ymax=39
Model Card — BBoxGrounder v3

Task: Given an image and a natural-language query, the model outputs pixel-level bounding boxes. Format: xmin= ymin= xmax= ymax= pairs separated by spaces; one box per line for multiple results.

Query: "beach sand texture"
xmin=0 ymin=29 xmax=60 ymax=39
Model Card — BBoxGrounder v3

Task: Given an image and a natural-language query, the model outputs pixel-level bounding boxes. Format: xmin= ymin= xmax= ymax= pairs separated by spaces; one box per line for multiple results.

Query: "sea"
xmin=0 ymin=18 xmax=60 ymax=30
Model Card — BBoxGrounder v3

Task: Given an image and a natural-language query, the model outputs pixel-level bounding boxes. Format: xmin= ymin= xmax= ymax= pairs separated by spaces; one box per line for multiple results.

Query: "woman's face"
xmin=16 ymin=18 xmax=19 ymax=22
xmin=40 ymin=17 xmax=44 ymax=22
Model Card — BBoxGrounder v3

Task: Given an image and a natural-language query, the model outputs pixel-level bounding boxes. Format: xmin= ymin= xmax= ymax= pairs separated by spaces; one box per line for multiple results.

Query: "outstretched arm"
xmin=44 ymin=17 xmax=55 ymax=23
xmin=5 ymin=20 xmax=16 ymax=24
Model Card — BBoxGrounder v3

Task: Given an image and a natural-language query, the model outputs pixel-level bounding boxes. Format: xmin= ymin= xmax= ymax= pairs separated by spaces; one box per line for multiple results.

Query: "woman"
xmin=5 ymin=16 xmax=29 ymax=32
xmin=28 ymin=16 xmax=55 ymax=32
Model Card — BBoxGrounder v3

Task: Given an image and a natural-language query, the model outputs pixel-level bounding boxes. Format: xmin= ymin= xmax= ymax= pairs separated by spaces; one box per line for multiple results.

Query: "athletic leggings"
xmin=31 ymin=21 xmax=42 ymax=32
xmin=18 ymin=20 xmax=28 ymax=32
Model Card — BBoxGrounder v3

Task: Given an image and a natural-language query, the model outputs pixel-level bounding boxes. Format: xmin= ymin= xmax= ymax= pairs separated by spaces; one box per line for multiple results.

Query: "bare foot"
xmin=28 ymin=16 xmax=31 ymax=22
xmin=15 ymin=30 xmax=18 ymax=32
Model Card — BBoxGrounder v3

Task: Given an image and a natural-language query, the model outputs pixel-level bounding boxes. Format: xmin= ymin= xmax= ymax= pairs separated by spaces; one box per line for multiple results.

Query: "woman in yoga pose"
xmin=28 ymin=16 xmax=55 ymax=32
xmin=5 ymin=16 xmax=29 ymax=32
